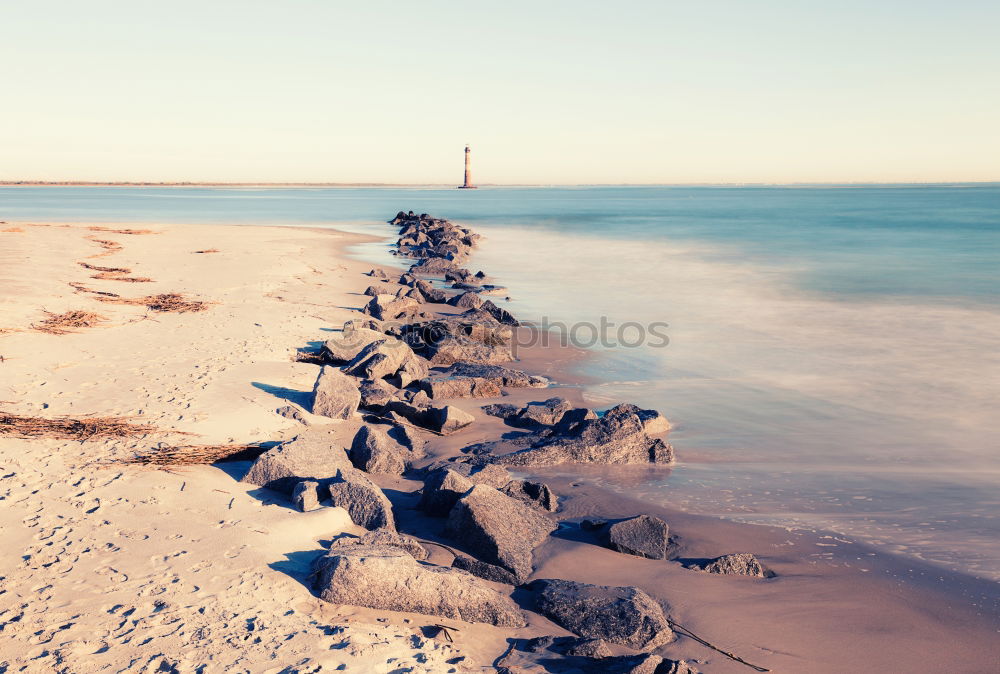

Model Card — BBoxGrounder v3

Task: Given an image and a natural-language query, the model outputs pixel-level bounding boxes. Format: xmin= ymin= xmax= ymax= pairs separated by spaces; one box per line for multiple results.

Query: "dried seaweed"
xmin=69 ymin=282 xmax=120 ymax=298
xmin=2 ymin=226 xmax=24 ymax=233
xmin=91 ymin=271 xmax=153 ymax=283
xmin=193 ymin=249 xmax=220 ymax=254
xmin=79 ymin=262 xmax=130 ymax=273
xmin=85 ymin=236 xmax=124 ymax=258
xmin=294 ymin=350 xmax=327 ymax=365
xmin=95 ymin=292 xmax=210 ymax=313
xmin=0 ymin=412 xmax=158 ymax=440
xmin=88 ymin=226 xmax=157 ymax=235
xmin=31 ymin=310 xmax=107 ymax=334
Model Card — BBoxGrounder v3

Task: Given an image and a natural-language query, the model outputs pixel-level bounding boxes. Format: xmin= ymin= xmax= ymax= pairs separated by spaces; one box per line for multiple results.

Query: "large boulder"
xmin=476 ymin=299 xmax=519 ymax=326
xmin=517 ymin=397 xmax=573 ymax=427
xmin=531 ymin=579 xmax=674 ymax=651
xmin=343 ymin=337 xmax=428 ymax=385
xmin=607 ymin=515 xmax=669 ymax=560
xmin=241 ymin=432 xmax=352 ymax=493
xmin=330 ymin=530 xmax=428 ymax=561
xmin=430 ymin=405 xmax=476 ymax=434
xmin=362 ymin=294 xmax=421 ymax=321
xmin=349 ymin=425 xmax=414 ymax=475
xmin=447 ymin=290 xmax=484 ymax=309
xmin=444 ymin=362 xmax=547 ymax=388
xmin=451 ymin=555 xmax=520 ymax=585
xmin=419 ymin=363 xmax=547 ymax=400
xmin=311 ymin=366 xmax=361 ymax=419
xmin=419 ymin=375 xmax=502 ymax=399
xmin=492 ymin=404 xmax=674 ymax=467
xmin=312 ymin=545 xmax=525 ymax=627
xmin=427 ymin=338 xmax=514 ymax=366
xmin=444 ymin=485 xmax=558 ymax=583
xmin=385 ymin=400 xmax=474 ymax=435
xmin=357 ymin=377 xmax=398 ymax=410
xmin=418 ymin=468 xmax=474 ymax=517
xmin=326 ymin=468 xmax=395 ymax=531
xmin=684 ymin=553 xmax=770 ymax=577
xmin=321 ymin=327 xmax=388 ymax=362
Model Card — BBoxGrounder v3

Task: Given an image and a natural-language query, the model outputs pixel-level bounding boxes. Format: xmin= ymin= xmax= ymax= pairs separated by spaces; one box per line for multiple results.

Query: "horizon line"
xmin=2 ymin=180 xmax=999 ymax=188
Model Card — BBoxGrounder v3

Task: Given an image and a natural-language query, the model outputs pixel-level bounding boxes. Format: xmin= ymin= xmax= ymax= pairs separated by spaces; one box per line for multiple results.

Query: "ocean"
xmin=4 ymin=184 xmax=999 ymax=582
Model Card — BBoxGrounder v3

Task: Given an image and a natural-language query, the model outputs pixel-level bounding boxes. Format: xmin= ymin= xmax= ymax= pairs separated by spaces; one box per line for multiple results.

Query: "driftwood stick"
xmin=667 ymin=617 xmax=770 ymax=672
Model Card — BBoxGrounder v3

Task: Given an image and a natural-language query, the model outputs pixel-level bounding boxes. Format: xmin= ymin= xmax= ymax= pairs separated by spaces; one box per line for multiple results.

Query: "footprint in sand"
xmin=93 ymin=565 xmax=129 ymax=583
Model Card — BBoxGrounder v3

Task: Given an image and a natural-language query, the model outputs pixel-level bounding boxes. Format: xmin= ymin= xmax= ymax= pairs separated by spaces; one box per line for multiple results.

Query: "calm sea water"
xmin=4 ymin=185 xmax=999 ymax=581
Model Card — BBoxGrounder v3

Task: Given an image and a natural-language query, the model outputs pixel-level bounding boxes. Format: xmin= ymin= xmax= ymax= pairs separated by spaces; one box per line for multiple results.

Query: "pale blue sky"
xmin=2 ymin=1 xmax=998 ymax=183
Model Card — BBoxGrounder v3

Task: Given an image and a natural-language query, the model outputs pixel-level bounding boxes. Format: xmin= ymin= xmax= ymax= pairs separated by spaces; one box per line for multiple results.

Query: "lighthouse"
xmin=458 ymin=144 xmax=476 ymax=189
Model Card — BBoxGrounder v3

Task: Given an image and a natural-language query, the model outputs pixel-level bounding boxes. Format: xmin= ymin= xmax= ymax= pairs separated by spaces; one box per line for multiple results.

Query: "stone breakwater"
xmin=239 ymin=211 xmax=769 ymax=672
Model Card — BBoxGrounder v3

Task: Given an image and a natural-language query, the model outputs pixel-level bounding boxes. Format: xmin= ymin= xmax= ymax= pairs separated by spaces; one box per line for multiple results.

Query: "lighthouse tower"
xmin=458 ymin=144 xmax=476 ymax=189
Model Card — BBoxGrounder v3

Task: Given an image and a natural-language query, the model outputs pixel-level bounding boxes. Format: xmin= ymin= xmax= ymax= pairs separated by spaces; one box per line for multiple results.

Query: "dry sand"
xmin=2 ymin=221 xmax=999 ymax=673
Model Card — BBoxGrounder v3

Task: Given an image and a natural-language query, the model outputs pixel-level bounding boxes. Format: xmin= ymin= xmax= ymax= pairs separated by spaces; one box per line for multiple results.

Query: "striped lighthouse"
xmin=458 ymin=144 xmax=476 ymax=189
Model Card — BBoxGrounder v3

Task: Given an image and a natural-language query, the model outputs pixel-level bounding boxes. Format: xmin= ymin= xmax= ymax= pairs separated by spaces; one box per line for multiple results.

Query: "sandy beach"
xmin=2 ymin=218 xmax=999 ymax=674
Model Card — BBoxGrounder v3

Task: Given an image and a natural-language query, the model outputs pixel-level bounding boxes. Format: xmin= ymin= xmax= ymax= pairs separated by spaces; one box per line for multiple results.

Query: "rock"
xmin=581 ymin=518 xmax=608 ymax=531
xmin=444 ymin=268 xmax=475 ymax=283
xmin=476 ymin=299 xmax=519 ymax=326
xmin=461 ymin=463 xmax=514 ymax=488
xmin=358 ymin=378 xmax=398 ymax=410
xmin=419 ymin=469 xmax=475 ymax=517
xmin=312 ymin=545 xmax=525 ymax=626
xmin=409 ymin=257 xmax=456 ymax=273
xmin=444 ymin=362 xmax=547 ymax=388
xmin=398 ymin=317 xmax=514 ymax=366
xmin=426 ymin=337 xmax=514 ymax=366
xmin=607 ymin=515 xmax=669 ymax=560
xmin=482 ymin=403 xmax=521 ymax=420
xmin=241 ymin=432 xmax=352 ymax=493
xmin=659 ymin=660 xmax=701 ymax=674
xmin=447 ymin=290 xmax=484 ymax=309
xmin=367 ymin=268 xmax=388 ymax=279
xmin=444 ymin=485 xmax=558 ymax=583
xmin=451 ymin=554 xmax=520 ymax=585
xmin=684 ymin=553 xmax=770 ymax=577
xmin=292 ymin=480 xmax=321 ymax=512
xmin=344 ymin=338 xmax=428 ymax=384
xmin=419 ymin=375 xmax=502 ymax=399
xmin=531 ymin=579 xmax=674 ymax=651
xmin=322 ymin=327 xmax=389 ymax=362
xmin=386 ymin=421 xmax=425 ymax=454
xmin=344 ymin=318 xmax=382 ymax=331
xmin=553 ymin=407 xmax=599 ymax=433
xmin=331 ymin=530 xmax=428 ymax=560
xmin=637 ymin=408 xmax=671 ymax=435
xmin=502 ymin=479 xmax=559 ymax=512
xmin=363 ymin=285 xmax=382 ymax=296
xmin=362 ymin=294 xmax=421 ymax=321
xmin=429 ymin=405 xmax=475 ymax=435
xmin=384 ymin=398 xmax=474 ymax=435
xmin=493 ymin=404 xmax=675 ymax=467
xmin=517 ymin=397 xmax=573 ymax=427
xmin=326 ymin=468 xmax=396 ymax=531
xmin=276 ymin=405 xmax=306 ymax=424
xmin=408 ymin=390 xmax=431 ymax=406
xmin=311 ymin=366 xmax=360 ymax=419
xmin=524 ymin=636 xmax=613 ymax=658
xmin=349 ymin=425 xmax=411 ymax=475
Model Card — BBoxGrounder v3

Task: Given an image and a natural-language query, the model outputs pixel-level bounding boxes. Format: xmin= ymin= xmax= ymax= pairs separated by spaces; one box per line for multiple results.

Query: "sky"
xmin=1 ymin=1 xmax=998 ymax=184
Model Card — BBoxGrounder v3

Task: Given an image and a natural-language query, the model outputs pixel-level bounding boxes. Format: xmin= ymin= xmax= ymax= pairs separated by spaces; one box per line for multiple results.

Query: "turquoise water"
xmin=4 ymin=185 xmax=999 ymax=581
